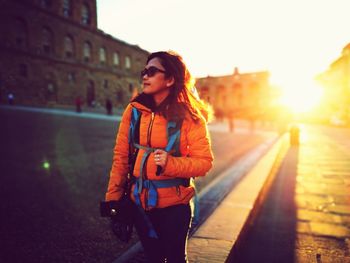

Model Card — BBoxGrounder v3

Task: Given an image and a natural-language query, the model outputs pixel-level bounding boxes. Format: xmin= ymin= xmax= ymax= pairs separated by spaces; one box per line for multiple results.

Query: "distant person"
xmin=215 ymin=108 xmax=224 ymax=122
xmin=91 ymin=100 xmax=96 ymax=108
xmin=105 ymin=98 xmax=113 ymax=115
xmin=8 ymin=93 xmax=14 ymax=105
xmin=227 ymin=110 xmax=235 ymax=132
xmin=104 ymin=51 xmax=214 ymax=262
xmin=249 ymin=114 xmax=256 ymax=133
xmin=75 ymin=96 xmax=82 ymax=113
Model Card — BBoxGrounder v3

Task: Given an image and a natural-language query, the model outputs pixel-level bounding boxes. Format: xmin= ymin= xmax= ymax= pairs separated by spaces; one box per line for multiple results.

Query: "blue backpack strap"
xmin=128 ymin=107 xmax=141 ymax=144
xmin=128 ymin=108 xmax=159 ymax=239
xmin=155 ymin=119 xmax=183 ymax=176
xmin=136 ymin=178 xmax=189 ymax=208
xmin=166 ymin=119 xmax=183 ymax=156
xmin=127 ymin=107 xmax=142 ymax=184
xmin=134 ymin=204 xmax=158 ymax=238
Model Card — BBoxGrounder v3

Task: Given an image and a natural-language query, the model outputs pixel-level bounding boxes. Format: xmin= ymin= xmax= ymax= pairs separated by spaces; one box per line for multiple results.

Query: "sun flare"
xmin=278 ymin=80 xmax=324 ymax=114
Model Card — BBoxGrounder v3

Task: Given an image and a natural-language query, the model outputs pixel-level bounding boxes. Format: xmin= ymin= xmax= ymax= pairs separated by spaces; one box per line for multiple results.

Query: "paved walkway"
xmin=231 ymin=124 xmax=350 ymax=263
xmin=0 ymin=104 xmax=278 ymax=263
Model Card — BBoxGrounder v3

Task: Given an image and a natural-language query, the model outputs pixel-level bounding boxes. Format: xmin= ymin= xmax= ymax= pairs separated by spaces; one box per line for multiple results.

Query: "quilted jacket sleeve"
xmin=162 ymin=115 xmax=214 ymax=178
xmin=105 ymin=104 xmax=132 ymax=201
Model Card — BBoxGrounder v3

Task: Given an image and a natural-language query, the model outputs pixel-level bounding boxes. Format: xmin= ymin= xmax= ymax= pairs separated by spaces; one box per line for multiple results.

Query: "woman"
xmin=105 ymin=51 xmax=214 ymax=262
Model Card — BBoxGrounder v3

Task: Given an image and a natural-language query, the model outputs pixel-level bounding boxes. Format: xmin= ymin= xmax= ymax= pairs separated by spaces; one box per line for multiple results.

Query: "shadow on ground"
xmin=229 ymin=146 xmax=299 ymax=263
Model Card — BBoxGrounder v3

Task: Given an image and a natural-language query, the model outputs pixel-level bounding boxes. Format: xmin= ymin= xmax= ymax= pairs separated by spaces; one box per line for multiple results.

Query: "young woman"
xmin=105 ymin=51 xmax=214 ymax=263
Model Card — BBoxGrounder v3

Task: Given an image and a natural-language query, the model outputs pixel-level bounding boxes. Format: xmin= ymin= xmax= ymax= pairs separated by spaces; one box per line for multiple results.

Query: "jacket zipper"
xmin=147 ymin=112 xmax=155 ymax=147
xmin=144 ymin=112 xmax=155 ymax=180
xmin=145 ymin=112 xmax=155 ymax=210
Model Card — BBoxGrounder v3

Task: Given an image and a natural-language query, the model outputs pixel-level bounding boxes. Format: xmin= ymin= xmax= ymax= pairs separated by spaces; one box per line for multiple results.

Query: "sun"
xmin=277 ymin=80 xmax=324 ymax=114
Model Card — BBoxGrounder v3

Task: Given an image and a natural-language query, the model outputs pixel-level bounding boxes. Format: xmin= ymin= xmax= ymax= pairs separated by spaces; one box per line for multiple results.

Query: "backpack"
xmin=128 ymin=106 xmax=199 ymax=238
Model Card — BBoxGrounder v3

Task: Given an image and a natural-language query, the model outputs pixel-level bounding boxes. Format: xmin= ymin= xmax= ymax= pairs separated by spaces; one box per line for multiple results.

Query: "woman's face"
xmin=142 ymin=57 xmax=173 ymax=94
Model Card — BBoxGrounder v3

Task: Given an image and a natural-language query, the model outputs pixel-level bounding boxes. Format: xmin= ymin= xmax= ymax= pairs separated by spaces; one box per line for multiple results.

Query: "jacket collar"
xmin=130 ymin=92 xmax=171 ymax=113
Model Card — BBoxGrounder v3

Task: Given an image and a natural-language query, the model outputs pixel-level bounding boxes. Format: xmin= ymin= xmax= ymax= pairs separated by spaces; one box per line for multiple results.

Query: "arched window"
xmin=116 ymin=90 xmax=124 ymax=103
xmin=83 ymin=41 xmax=92 ymax=62
xmin=86 ymin=80 xmax=95 ymax=106
xmin=199 ymin=86 xmax=210 ymax=102
xmin=113 ymin=52 xmax=120 ymax=66
xmin=19 ymin=64 xmax=28 ymax=78
xmin=40 ymin=0 xmax=52 ymax=9
xmin=125 ymin=55 xmax=131 ymax=69
xmin=232 ymin=83 xmax=243 ymax=106
xmin=62 ymin=0 xmax=72 ymax=17
xmin=99 ymin=47 xmax=106 ymax=64
xmin=64 ymin=35 xmax=74 ymax=58
xmin=135 ymin=58 xmax=142 ymax=70
xmin=14 ymin=18 xmax=28 ymax=48
xmin=47 ymin=83 xmax=55 ymax=93
xmin=45 ymin=72 xmax=57 ymax=102
xmin=42 ymin=26 xmax=54 ymax=54
xmin=103 ymin=79 xmax=108 ymax=89
xmin=81 ymin=4 xmax=90 ymax=25
xmin=67 ymin=72 xmax=75 ymax=83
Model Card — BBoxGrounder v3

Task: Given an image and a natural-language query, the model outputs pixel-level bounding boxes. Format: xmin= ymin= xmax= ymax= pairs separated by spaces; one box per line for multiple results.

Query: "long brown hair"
xmin=135 ymin=51 xmax=212 ymax=123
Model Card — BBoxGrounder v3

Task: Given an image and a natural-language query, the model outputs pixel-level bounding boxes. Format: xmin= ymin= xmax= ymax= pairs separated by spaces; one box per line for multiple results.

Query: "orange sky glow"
xmin=97 ymin=0 xmax=350 ymax=112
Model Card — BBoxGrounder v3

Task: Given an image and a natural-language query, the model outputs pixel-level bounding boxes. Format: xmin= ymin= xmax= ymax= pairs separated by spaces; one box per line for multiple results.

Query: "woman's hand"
xmin=154 ymin=149 xmax=168 ymax=169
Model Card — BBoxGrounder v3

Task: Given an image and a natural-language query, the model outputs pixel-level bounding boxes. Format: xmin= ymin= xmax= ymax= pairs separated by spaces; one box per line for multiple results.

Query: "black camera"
xmin=100 ymin=200 xmax=119 ymax=217
xmin=100 ymin=197 xmax=135 ymax=243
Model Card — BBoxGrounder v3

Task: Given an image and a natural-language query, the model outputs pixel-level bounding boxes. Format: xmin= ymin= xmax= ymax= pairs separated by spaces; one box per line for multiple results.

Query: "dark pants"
xmin=133 ymin=203 xmax=192 ymax=263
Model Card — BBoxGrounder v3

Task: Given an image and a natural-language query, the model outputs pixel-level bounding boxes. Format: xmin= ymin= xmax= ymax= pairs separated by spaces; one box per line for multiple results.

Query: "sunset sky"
xmin=96 ymin=0 xmax=349 ymax=91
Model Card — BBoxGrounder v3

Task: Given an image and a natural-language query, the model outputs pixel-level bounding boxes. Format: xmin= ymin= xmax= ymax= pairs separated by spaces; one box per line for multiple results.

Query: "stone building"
xmin=316 ymin=43 xmax=350 ymax=122
xmin=195 ymin=67 xmax=271 ymax=119
xmin=0 ymin=0 xmax=149 ymax=108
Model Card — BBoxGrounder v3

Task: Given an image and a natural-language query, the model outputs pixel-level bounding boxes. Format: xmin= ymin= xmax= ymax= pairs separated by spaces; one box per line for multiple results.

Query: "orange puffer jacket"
xmin=105 ymin=95 xmax=214 ymax=210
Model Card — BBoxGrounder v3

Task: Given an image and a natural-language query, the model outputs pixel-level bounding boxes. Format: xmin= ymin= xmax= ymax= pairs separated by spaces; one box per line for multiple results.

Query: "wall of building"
xmin=316 ymin=43 xmax=350 ymax=121
xmin=0 ymin=0 xmax=149 ymax=108
xmin=195 ymin=68 xmax=271 ymax=118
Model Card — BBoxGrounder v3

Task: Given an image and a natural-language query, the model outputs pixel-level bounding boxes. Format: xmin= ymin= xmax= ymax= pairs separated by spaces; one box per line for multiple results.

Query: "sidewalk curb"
xmin=187 ymin=133 xmax=290 ymax=262
xmin=226 ymin=133 xmax=290 ymax=262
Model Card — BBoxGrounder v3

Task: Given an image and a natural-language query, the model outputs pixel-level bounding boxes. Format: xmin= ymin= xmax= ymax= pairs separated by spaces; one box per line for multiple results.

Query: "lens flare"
xmin=42 ymin=161 xmax=50 ymax=170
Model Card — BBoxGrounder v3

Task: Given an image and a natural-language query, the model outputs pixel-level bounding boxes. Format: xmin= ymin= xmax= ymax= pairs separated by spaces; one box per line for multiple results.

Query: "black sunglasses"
xmin=140 ymin=66 xmax=166 ymax=78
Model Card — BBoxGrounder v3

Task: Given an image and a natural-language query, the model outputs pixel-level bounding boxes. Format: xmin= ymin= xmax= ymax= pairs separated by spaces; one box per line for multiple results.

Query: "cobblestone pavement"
xmin=231 ymin=124 xmax=350 ymax=263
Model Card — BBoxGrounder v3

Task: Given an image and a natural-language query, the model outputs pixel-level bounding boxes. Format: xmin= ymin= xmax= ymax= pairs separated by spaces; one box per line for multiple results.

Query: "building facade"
xmin=195 ymin=67 xmax=271 ymax=119
xmin=316 ymin=43 xmax=350 ymax=123
xmin=0 ymin=0 xmax=149 ymax=108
